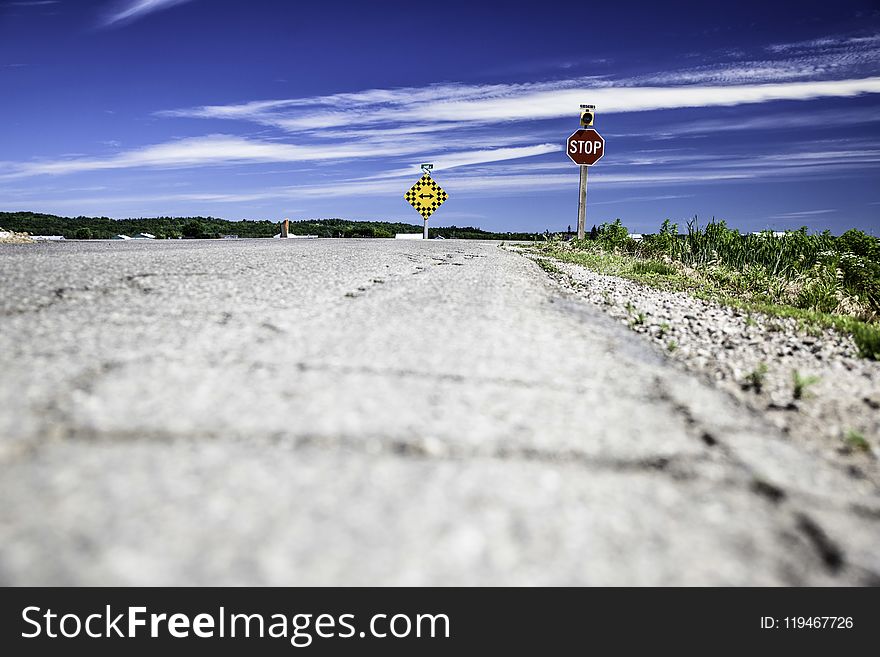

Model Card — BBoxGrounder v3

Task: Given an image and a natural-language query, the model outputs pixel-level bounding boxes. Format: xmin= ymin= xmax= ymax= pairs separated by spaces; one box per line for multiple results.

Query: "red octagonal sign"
xmin=566 ymin=128 xmax=605 ymax=166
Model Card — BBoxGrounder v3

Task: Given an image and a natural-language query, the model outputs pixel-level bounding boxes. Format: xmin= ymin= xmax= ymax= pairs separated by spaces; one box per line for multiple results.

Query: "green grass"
xmin=631 ymin=260 xmax=678 ymax=276
xmin=844 ymin=430 xmax=870 ymax=453
xmin=792 ymin=370 xmax=820 ymax=400
xmin=852 ymin=322 xmax=880 ymax=360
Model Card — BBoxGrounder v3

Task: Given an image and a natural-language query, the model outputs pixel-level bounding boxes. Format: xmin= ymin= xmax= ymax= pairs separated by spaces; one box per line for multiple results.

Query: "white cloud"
xmin=768 ymin=209 xmax=836 ymax=218
xmin=163 ymin=77 xmax=880 ymax=136
xmin=0 ymin=135 xmax=559 ymax=179
xmin=359 ymin=144 xmax=561 ymax=180
xmin=103 ymin=0 xmax=194 ymax=26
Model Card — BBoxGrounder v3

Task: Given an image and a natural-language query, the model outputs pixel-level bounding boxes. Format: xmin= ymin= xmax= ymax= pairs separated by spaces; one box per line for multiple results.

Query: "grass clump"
xmin=792 ymin=371 xmax=820 ymax=400
xmin=743 ymin=363 xmax=769 ymax=393
xmin=852 ymin=322 xmax=880 ymax=360
xmin=844 ymin=430 xmax=871 ymax=453
xmin=632 ymin=260 xmax=677 ymax=276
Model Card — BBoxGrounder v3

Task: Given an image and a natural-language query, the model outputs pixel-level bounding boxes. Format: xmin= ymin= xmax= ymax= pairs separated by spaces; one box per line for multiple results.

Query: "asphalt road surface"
xmin=1 ymin=239 xmax=878 ymax=585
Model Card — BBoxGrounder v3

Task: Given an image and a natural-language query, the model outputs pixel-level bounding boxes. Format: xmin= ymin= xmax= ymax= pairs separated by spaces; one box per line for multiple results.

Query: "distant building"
xmin=395 ymin=233 xmax=423 ymax=240
xmin=273 ymin=233 xmax=317 ymax=239
xmin=222 ymin=235 xmax=240 ymax=239
xmin=112 ymin=235 xmax=131 ymax=240
xmin=132 ymin=233 xmax=156 ymax=239
xmin=629 ymin=233 xmax=644 ymax=241
xmin=31 ymin=235 xmax=65 ymax=241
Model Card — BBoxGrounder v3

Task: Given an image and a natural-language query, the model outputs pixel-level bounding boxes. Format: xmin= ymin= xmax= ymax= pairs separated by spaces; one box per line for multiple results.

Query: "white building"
xmin=132 ymin=232 xmax=156 ymax=239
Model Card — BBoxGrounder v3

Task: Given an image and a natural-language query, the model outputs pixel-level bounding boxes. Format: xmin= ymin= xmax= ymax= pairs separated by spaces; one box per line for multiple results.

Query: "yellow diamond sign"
xmin=404 ymin=173 xmax=448 ymax=219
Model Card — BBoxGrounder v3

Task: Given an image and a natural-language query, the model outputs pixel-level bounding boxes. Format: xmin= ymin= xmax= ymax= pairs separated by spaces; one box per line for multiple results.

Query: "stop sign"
xmin=566 ymin=128 xmax=605 ymax=165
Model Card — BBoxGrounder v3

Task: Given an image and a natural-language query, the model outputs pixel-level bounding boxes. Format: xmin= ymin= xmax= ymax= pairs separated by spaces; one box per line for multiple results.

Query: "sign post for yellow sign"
xmin=404 ymin=171 xmax=448 ymax=239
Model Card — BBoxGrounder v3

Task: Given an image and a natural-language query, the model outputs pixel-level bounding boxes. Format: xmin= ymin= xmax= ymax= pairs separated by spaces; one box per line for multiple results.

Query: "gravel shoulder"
xmin=520 ymin=248 xmax=880 ymax=489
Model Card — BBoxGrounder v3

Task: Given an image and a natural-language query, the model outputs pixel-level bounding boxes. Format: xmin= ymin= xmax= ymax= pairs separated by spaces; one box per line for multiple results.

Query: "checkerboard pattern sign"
xmin=404 ymin=173 xmax=448 ymax=219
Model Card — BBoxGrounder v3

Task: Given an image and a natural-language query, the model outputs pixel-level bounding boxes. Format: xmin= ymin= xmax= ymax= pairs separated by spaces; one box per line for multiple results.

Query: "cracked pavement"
xmin=1 ymin=239 xmax=878 ymax=585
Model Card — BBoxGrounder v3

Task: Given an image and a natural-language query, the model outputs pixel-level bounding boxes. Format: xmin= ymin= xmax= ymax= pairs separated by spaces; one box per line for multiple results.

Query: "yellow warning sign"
xmin=404 ymin=173 xmax=448 ymax=220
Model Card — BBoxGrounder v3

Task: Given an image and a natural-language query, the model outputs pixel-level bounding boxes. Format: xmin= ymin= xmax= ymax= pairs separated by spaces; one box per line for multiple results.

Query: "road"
xmin=1 ymin=239 xmax=878 ymax=585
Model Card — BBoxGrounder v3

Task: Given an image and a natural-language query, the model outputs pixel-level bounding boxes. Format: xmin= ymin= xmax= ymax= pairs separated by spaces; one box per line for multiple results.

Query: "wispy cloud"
xmin=103 ymin=0 xmax=195 ymax=27
xmin=768 ymin=209 xmax=836 ymax=219
xmin=163 ymin=77 xmax=880 ymax=135
xmin=0 ymin=135 xmax=558 ymax=179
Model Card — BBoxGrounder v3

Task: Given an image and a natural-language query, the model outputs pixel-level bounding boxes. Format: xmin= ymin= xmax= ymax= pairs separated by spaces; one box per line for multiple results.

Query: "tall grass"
xmin=575 ymin=217 xmax=879 ymax=322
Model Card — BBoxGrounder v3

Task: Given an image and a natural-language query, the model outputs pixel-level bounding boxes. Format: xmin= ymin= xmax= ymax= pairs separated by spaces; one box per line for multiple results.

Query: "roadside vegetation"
xmin=528 ymin=218 xmax=880 ymax=360
xmin=0 ymin=211 xmax=541 ymax=241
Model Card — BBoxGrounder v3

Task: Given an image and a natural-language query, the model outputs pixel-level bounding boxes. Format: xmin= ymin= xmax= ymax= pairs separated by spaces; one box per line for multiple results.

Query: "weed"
xmin=667 ymin=340 xmax=678 ymax=352
xmin=844 ymin=430 xmax=870 ymax=453
xmin=745 ymin=313 xmax=757 ymax=327
xmin=792 ymin=370 xmax=821 ymax=400
xmin=658 ymin=322 xmax=671 ymax=337
xmin=743 ymin=363 xmax=769 ymax=393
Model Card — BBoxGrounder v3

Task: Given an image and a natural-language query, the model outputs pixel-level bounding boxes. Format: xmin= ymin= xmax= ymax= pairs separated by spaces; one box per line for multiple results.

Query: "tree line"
xmin=0 ymin=212 xmax=543 ymax=241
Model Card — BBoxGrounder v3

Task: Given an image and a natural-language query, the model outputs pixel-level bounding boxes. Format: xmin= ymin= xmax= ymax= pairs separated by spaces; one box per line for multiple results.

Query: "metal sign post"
xmin=566 ymin=105 xmax=604 ymax=240
xmin=577 ymin=166 xmax=588 ymax=240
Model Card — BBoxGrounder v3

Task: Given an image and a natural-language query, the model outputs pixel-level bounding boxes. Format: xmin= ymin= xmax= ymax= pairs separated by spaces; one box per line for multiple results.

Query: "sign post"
xmin=566 ymin=106 xmax=604 ymax=240
xmin=577 ymin=166 xmax=588 ymax=241
xmin=404 ymin=166 xmax=448 ymax=239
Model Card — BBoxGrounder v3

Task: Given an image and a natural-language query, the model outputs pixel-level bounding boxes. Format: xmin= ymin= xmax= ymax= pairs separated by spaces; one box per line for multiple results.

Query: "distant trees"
xmin=0 ymin=212 xmax=545 ymax=241
xmin=182 ymin=220 xmax=205 ymax=238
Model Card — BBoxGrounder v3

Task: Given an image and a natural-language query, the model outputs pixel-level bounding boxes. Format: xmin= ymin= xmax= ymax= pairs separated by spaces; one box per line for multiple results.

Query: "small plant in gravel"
xmin=792 ymin=370 xmax=821 ymax=400
xmin=658 ymin=322 xmax=671 ymax=338
xmin=630 ymin=312 xmax=646 ymax=327
xmin=745 ymin=313 xmax=757 ymax=327
xmin=844 ymin=430 xmax=870 ymax=453
xmin=667 ymin=340 xmax=678 ymax=352
xmin=743 ymin=363 xmax=769 ymax=393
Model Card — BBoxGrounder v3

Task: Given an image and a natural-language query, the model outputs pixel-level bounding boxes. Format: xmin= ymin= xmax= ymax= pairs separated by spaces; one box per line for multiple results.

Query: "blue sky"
xmin=1 ymin=0 xmax=879 ymax=234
